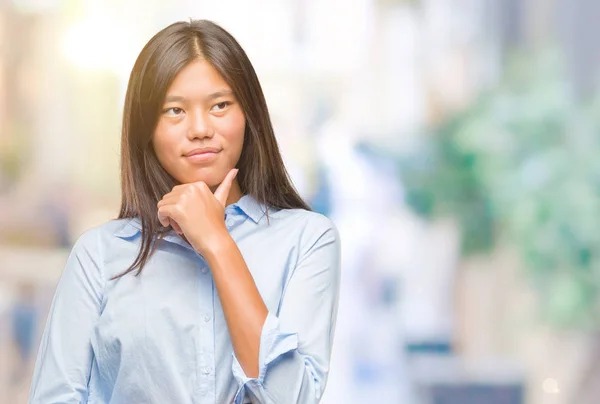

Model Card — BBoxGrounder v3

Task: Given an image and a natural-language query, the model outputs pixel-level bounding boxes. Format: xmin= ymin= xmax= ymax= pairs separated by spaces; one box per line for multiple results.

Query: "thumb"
xmin=213 ymin=168 xmax=238 ymax=206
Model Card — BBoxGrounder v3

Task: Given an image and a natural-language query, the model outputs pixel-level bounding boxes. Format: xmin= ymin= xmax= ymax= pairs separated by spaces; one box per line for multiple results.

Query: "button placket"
xmin=196 ymin=256 xmax=216 ymax=401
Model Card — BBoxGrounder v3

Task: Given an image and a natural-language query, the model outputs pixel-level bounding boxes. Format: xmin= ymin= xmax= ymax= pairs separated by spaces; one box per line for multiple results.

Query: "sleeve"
xmin=231 ymin=217 xmax=341 ymax=404
xmin=29 ymin=229 xmax=105 ymax=404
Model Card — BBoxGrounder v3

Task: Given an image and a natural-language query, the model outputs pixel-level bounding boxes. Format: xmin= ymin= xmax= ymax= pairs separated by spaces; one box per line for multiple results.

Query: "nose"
xmin=187 ymin=110 xmax=214 ymax=140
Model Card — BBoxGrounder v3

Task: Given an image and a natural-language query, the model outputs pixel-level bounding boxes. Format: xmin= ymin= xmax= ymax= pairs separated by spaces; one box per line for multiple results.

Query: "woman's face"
xmin=152 ymin=59 xmax=245 ymax=187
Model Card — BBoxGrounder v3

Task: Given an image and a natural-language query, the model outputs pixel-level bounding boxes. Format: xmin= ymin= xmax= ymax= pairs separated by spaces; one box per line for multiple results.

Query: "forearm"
xmin=204 ymin=235 xmax=268 ymax=378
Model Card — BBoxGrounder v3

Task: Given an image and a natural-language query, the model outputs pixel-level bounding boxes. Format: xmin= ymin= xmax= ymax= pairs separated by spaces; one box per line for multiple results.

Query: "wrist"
xmin=200 ymin=230 xmax=235 ymax=261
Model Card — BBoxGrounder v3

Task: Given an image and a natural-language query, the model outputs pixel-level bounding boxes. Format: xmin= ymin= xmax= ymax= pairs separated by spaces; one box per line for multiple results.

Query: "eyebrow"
xmin=206 ymin=90 xmax=234 ymax=101
xmin=164 ymin=90 xmax=234 ymax=104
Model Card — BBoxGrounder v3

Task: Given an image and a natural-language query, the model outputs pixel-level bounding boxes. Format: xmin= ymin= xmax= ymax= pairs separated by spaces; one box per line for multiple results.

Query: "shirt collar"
xmin=114 ymin=194 xmax=267 ymax=239
xmin=114 ymin=217 xmax=142 ymax=239
xmin=230 ymin=194 xmax=267 ymax=224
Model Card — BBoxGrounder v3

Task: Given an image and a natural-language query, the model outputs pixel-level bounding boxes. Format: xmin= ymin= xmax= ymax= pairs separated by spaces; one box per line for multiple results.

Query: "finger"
xmin=214 ymin=169 xmax=239 ymax=206
xmin=159 ymin=186 xmax=187 ymax=205
xmin=191 ymin=181 xmax=210 ymax=193
xmin=158 ymin=209 xmax=170 ymax=227
xmin=157 ymin=205 xmax=181 ymax=228
xmin=157 ymin=195 xmax=180 ymax=209
xmin=157 ymin=202 xmax=183 ymax=234
xmin=169 ymin=218 xmax=183 ymax=234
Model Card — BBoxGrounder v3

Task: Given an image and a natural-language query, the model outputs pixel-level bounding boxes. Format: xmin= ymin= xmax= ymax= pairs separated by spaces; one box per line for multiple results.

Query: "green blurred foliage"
xmin=398 ymin=51 xmax=600 ymax=330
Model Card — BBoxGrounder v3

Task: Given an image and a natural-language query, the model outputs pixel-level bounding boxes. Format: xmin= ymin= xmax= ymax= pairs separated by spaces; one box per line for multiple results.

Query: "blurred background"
xmin=1 ymin=0 xmax=600 ymax=403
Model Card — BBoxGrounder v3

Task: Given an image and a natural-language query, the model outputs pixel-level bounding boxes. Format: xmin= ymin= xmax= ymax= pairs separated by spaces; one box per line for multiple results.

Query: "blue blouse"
xmin=29 ymin=195 xmax=341 ymax=404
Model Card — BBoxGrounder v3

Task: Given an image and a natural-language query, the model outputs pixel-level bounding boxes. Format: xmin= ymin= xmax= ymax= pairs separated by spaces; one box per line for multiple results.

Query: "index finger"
xmin=213 ymin=168 xmax=239 ymax=206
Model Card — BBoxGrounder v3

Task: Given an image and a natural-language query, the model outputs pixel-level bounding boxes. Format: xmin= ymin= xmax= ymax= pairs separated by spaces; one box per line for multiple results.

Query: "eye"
xmin=211 ymin=101 xmax=231 ymax=112
xmin=163 ymin=107 xmax=184 ymax=116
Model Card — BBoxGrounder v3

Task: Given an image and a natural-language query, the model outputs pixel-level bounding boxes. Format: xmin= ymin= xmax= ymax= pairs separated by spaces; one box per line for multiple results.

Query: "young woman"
xmin=29 ymin=20 xmax=341 ymax=404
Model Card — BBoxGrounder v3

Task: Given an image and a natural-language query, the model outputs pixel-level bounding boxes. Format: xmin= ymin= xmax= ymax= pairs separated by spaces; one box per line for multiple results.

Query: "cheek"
xmin=219 ymin=113 xmax=246 ymax=155
xmin=152 ymin=126 xmax=178 ymax=167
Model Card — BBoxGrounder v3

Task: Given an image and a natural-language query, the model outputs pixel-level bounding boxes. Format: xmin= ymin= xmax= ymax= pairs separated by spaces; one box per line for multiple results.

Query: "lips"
xmin=184 ymin=147 xmax=221 ymax=157
xmin=183 ymin=147 xmax=221 ymax=163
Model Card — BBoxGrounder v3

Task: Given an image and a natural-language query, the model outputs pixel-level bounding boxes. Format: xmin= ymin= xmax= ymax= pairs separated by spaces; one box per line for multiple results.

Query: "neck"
xmin=225 ymin=179 xmax=243 ymax=207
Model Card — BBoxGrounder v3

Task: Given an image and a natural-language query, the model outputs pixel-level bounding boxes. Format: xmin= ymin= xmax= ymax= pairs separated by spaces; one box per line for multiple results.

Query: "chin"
xmin=178 ymin=170 xmax=222 ymax=187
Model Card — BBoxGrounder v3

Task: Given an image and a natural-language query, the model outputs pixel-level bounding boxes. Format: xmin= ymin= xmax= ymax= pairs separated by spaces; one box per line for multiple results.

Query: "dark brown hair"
xmin=114 ymin=20 xmax=310 ymax=279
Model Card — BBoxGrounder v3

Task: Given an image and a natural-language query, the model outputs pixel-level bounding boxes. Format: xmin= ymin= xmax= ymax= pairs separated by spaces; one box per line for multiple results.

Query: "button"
xmin=226 ymin=217 xmax=235 ymax=227
xmin=201 ymin=267 xmax=208 ymax=274
xmin=203 ymin=315 xmax=211 ymax=322
xmin=203 ymin=366 xmax=212 ymax=375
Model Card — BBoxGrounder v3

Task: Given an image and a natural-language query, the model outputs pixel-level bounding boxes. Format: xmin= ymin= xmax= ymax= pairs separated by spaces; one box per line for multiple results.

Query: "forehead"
xmin=166 ymin=59 xmax=231 ymax=96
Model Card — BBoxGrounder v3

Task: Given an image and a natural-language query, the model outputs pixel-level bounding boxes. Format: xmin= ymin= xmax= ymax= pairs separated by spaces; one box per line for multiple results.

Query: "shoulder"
xmin=58 ymin=219 xmax=132 ymax=284
xmin=66 ymin=218 xmax=135 ymax=275
xmin=271 ymin=208 xmax=336 ymax=230
xmin=70 ymin=218 xmax=135 ymax=255
xmin=270 ymin=208 xmax=340 ymax=251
